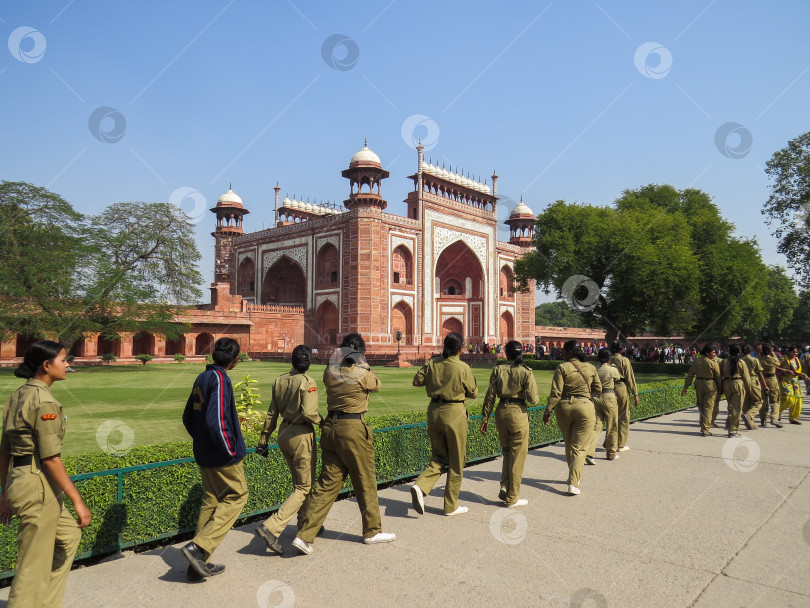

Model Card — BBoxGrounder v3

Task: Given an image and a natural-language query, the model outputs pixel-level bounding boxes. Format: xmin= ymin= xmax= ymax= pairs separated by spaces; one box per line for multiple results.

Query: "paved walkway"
xmin=2 ymin=401 xmax=810 ymax=608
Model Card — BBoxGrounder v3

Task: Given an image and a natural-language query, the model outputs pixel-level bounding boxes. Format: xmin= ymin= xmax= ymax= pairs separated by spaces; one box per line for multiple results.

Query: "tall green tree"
xmin=535 ymin=301 xmax=590 ymax=327
xmin=763 ymin=130 xmax=810 ymax=287
xmin=0 ymin=181 xmax=202 ymax=346
xmin=515 ymin=184 xmax=770 ymax=342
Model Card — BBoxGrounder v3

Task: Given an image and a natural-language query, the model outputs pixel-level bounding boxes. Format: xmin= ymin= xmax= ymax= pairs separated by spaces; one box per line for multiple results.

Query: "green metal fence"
xmin=0 ymin=385 xmax=693 ymax=579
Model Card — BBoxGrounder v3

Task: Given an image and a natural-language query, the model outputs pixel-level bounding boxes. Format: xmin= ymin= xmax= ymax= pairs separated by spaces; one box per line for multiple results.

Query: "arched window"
xmin=391 ymin=245 xmax=413 ymax=286
xmin=262 ymin=257 xmax=307 ymax=306
xmin=316 ymin=244 xmax=339 ymax=285
xmin=238 ymin=257 xmax=255 ymax=297
xmin=499 ymin=265 xmax=515 ymax=298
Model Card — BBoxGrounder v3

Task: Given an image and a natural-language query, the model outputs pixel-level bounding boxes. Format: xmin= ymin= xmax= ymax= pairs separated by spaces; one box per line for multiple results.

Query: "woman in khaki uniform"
xmin=543 ymin=340 xmax=601 ymax=496
xmin=587 ymin=348 xmax=621 ymax=461
xmin=411 ymin=332 xmax=477 ymax=516
xmin=292 ymin=333 xmax=395 ymax=555
xmin=682 ymin=344 xmax=723 ymax=436
xmin=0 ymin=341 xmax=89 ymax=608
xmin=254 ymin=345 xmax=323 ymax=555
xmin=758 ymin=344 xmax=789 ymax=428
xmin=741 ymin=345 xmax=769 ymax=430
xmin=479 ymin=341 xmax=539 ymax=508
xmin=722 ymin=344 xmax=752 ymax=437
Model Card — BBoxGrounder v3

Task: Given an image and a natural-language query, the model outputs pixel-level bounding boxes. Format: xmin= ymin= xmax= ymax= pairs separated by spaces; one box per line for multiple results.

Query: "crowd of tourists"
xmin=1 ymin=335 xmax=807 ymax=603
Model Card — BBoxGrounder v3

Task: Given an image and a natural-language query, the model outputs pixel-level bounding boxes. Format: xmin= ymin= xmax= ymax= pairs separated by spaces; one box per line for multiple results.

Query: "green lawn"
xmin=0 ymin=362 xmax=680 ymax=455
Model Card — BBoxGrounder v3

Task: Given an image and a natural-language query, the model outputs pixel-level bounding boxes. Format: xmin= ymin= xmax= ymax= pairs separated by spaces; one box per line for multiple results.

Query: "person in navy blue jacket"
xmin=181 ymin=337 xmax=248 ymax=581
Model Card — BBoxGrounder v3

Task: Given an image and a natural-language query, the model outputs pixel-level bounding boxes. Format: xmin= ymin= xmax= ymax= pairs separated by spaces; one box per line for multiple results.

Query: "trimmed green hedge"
xmin=0 ymin=381 xmax=692 ymax=578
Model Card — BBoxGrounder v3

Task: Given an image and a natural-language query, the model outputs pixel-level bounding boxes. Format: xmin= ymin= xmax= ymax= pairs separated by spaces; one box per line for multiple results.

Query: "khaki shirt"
xmin=482 ymin=362 xmax=539 ymax=419
xmin=609 ymin=353 xmax=637 ymax=395
xmin=741 ymin=355 xmax=763 ymax=387
xmin=323 ymin=363 xmax=380 ymax=414
xmin=596 ymin=362 xmax=622 ymax=391
xmin=413 ymin=354 xmax=477 ymax=402
xmin=0 ymin=379 xmax=65 ymax=461
xmin=683 ymin=356 xmax=722 ymax=390
xmin=259 ymin=369 xmax=322 ymax=444
xmin=721 ymin=358 xmax=752 ymax=391
xmin=546 ymin=360 xmax=602 ymax=412
xmin=758 ymin=353 xmax=781 ymax=376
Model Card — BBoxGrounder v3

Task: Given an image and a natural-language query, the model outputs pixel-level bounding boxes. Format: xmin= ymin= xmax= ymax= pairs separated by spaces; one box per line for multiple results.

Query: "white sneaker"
xmin=568 ymin=485 xmax=581 ymax=495
xmin=410 ymin=484 xmax=424 ymax=515
xmin=507 ymin=498 xmax=528 ymax=508
xmin=364 ymin=532 xmax=397 ymax=544
xmin=618 ymin=446 xmax=630 ymax=452
xmin=292 ymin=537 xmax=313 ymax=555
xmin=445 ymin=506 xmax=468 ymax=516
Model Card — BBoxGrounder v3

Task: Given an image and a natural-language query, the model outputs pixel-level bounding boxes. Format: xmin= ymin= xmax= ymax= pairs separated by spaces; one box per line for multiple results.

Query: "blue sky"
xmin=2 ymin=0 xmax=808 ymax=302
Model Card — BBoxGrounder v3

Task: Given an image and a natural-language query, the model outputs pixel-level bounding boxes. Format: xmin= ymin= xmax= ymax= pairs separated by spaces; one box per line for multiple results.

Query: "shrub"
xmin=66 ymin=354 xmax=76 ymax=363
xmin=496 ymin=358 xmax=689 ymax=375
xmin=173 ymin=353 xmax=186 ymax=363
xmin=100 ymin=353 xmax=117 ymax=365
xmin=238 ymin=352 xmax=250 ymax=362
xmin=233 ymin=375 xmax=264 ymax=433
xmin=134 ymin=354 xmax=153 ymax=365
xmin=205 ymin=353 xmax=213 ymax=364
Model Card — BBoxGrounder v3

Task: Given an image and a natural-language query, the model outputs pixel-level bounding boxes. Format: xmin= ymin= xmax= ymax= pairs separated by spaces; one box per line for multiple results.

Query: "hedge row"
xmin=0 ymin=381 xmax=691 ymax=577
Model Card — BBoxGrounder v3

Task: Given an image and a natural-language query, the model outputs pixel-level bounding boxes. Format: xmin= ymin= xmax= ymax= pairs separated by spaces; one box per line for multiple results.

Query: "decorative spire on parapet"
xmin=273 ymin=182 xmax=281 ymax=226
xmin=504 ymin=195 xmax=535 ymax=247
xmin=342 ymin=140 xmax=389 ymax=210
xmin=211 ymin=184 xmax=250 ymax=283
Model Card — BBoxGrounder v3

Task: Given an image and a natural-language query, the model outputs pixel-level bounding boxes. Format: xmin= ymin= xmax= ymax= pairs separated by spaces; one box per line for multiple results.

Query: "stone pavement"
xmin=2 ymin=401 xmax=809 ymax=608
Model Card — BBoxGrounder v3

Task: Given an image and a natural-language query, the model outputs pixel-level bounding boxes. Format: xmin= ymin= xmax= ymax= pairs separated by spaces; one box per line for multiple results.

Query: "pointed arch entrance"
xmin=441 ymin=317 xmax=463 ymax=337
xmin=435 ymin=240 xmax=485 ymax=342
xmin=391 ymin=301 xmax=413 ymax=345
xmin=499 ymin=311 xmax=514 ymax=342
xmin=316 ymin=300 xmax=339 ymax=345
xmin=262 ymin=257 xmax=306 ymax=306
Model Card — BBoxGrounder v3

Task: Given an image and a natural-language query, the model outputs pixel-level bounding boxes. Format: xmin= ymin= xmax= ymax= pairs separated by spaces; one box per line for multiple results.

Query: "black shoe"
xmin=182 ymin=542 xmax=208 ymax=578
xmin=317 ymin=525 xmax=325 ymax=537
xmin=185 ymin=562 xmax=225 ymax=581
xmin=585 ymin=455 xmax=596 ymax=465
xmin=255 ymin=525 xmax=284 ymax=555
xmin=790 ymin=419 xmax=802 ymax=425
xmin=498 ymin=486 xmax=507 ymax=502
xmin=760 ymin=420 xmax=768 ymax=428
xmin=728 ymin=432 xmax=742 ymax=438
xmin=773 ymin=420 xmax=783 ymax=428
xmin=700 ymin=430 xmax=712 ymax=436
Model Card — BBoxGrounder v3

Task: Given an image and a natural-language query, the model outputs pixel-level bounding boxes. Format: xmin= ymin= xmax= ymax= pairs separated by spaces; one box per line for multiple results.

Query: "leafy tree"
xmin=782 ymin=290 xmax=810 ymax=344
xmin=0 ymin=181 xmax=203 ymax=347
xmin=535 ymin=301 xmax=590 ymax=327
xmin=515 ymin=185 xmax=771 ymax=342
xmin=763 ymin=131 xmax=810 ymax=287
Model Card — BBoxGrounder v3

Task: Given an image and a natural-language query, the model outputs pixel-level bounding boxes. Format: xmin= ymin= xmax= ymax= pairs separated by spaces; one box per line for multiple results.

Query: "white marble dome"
xmin=218 ymin=189 xmax=242 ymax=206
xmin=511 ymin=200 xmax=534 ymax=217
xmin=350 ymin=144 xmax=381 ymax=165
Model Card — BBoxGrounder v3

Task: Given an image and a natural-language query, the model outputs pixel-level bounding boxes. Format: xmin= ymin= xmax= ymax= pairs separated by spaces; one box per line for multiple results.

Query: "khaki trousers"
xmin=494 ymin=404 xmax=529 ymax=505
xmin=297 ymin=417 xmax=381 ymax=542
xmin=414 ymin=402 xmax=468 ymax=513
xmin=6 ymin=467 xmax=81 ymax=608
xmin=742 ymin=381 xmax=763 ymax=425
xmin=193 ymin=461 xmax=249 ymax=559
xmin=588 ymin=392 xmax=618 ymax=458
xmin=614 ymin=383 xmax=630 ymax=448
xmin=554 ymin=398 xmax=596 ymax=487
xmin=262 ymin=421 xmax=316 ymax=537
xmin=695 ymin=379 xmax=718 ymax=434
xmin=763 ymin=377 xmax=780 ymax=422
xmin=723 ymin=379 xmax=746 ymax=434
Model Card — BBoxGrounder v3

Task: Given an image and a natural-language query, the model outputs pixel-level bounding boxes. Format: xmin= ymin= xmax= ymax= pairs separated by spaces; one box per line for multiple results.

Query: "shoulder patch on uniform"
xmin=308 ymin=386 xmax=317 ymax=393
xmin=41 ymin=413 xmax=58 ymax=420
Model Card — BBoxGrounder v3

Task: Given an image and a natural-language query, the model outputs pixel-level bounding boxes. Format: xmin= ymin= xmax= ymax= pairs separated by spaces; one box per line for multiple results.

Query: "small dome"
xmin=428 ymin=163 xmax=438 ymax=175
xmin=419 ymin=161 xmax=428 ymax=172
xmin=350 ymin=143 xmax=381 ymax=165
xmin=290 ymin=199 xmax=299 ymax=209
xmin=511 ymin=200 xmax=534 ymax=217
xmin=304 ymin=202 xmax=313 ymax=212
xmin=218 ymin=188 xmax=242 ymax=206
xmin=441 ymin=167 xmax=449 ymax=179
xmin=282 ymin=196 xmax=291 ymax=207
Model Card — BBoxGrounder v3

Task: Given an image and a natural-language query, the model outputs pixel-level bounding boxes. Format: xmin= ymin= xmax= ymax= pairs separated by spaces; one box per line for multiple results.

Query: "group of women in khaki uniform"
xmin=682 ymin=342 xmax=809 ymax=437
